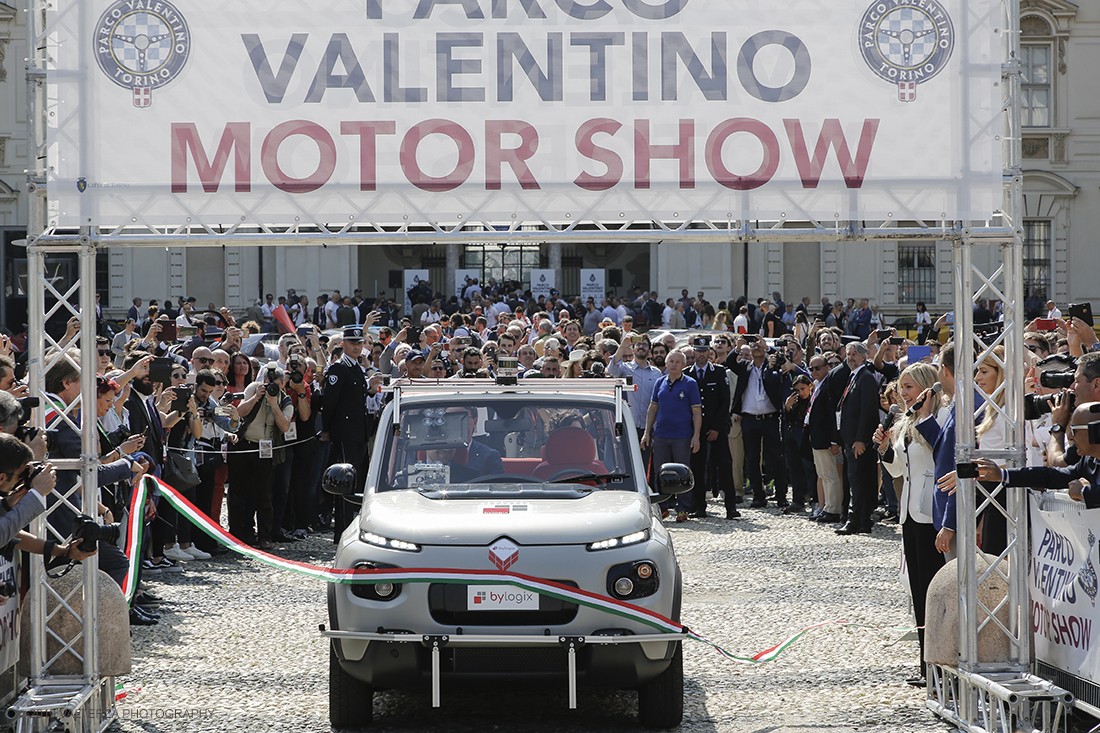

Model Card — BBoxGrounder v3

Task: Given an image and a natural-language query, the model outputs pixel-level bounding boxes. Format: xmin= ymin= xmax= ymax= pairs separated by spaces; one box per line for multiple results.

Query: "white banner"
xmin=0 ymin=554 xmax=18 ymax=671
xmin=1029 ymin=493 xmax=1100 ymax=683
xmin=47 ymin=0 xmax=1000 ymax=227
xmin=530 ymin=269 xmax=556 ymax=301
xmin=404 ymin=269 xmax=430 ymax=316
xmin=454 ymin=270 xmax=481 ymax=301
xmin=580 ymin=269 xmax=605 ymax=303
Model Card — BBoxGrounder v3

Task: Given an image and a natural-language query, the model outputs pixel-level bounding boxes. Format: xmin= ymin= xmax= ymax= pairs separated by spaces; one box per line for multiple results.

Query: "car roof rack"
xmin=382 ymin=378 xmax=634 ymax=436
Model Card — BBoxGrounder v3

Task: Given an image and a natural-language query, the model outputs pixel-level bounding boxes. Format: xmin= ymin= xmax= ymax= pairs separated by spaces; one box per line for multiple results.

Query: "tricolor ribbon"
xmin=121 ymin=476 xmax=913 ymax=664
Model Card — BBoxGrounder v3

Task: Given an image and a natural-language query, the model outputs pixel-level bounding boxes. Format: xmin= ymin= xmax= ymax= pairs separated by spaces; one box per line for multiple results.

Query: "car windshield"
xmin=376 ymin=399 xmax=636 ymax=493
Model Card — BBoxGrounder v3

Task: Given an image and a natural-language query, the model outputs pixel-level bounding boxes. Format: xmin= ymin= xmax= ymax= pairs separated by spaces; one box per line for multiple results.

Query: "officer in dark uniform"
xmin=686 ymin=336 xmax=739 ymax=519
xmin=321 ymin=326 xmax=384 ymax=542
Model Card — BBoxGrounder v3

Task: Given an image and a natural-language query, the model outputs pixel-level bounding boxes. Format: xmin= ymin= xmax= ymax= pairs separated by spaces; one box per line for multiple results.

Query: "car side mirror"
xmin=322 ymin=463 xmax=358 ymax=496
xmin=655 ymin=463 xmax=693 ymax=496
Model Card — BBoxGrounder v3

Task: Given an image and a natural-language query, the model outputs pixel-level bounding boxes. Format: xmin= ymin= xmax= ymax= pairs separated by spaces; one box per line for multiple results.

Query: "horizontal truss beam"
xmin=20 ymin=224 xmax=1016 ymax=249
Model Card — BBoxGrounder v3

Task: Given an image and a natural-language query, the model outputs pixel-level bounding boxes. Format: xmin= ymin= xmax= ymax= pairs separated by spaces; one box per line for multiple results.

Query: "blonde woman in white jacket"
xmin=873 ymin=362 xmax=944 ymax=684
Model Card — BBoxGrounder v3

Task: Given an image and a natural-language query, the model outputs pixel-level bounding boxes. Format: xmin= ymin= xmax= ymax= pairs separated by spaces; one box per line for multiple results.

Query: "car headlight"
xmin=360 ymin=530 xmax=421 ymax=552
xmin=587 ymin=529 xmax=650 ymax=551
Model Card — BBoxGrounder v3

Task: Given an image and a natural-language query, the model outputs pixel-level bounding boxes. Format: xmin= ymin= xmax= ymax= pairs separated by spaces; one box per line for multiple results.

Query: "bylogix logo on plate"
xmin=858 ymin=0 xmax=954 ymax=102
xmin=94 ymin=0 xmax=191 ymax=108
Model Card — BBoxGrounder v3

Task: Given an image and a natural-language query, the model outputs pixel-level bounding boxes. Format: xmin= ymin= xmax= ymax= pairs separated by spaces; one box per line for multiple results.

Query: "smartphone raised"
xmin=1068 ymin=302 xmax=1094 ymax=328
xmin=149 ymin=357 xmax=174 ymax=386
xmin=1034 ymin=318 xmax=1058 ymax=331
xmin=158 ymin=322 xmax=177 ymax=342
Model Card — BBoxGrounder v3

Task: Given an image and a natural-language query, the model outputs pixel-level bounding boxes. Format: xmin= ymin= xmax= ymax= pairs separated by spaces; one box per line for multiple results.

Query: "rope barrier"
xmin=121 ymin=475 xmax=917 ymax=665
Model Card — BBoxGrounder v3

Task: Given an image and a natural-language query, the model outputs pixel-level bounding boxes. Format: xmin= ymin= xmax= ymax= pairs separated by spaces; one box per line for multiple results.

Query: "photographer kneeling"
xmin=228 ymin=363 xmax=293 ymax=551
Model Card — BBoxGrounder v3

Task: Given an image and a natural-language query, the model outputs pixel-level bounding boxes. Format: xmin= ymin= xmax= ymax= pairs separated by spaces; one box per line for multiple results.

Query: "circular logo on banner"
xmin=94 ymin=0 xmax=191 ymax=109
xmin=858 ymin=0 xmax=953 ymax=102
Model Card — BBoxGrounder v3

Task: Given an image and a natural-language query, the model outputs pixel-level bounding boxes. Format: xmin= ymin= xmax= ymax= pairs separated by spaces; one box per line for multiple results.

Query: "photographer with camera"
xmin=173 ymin=369 xmax=233 ymax=558
xmin=0 ymin=428 xmax=58 ymax=547
xmin=1024 ymin=354 xmax=1073 ymax=466
xmin=1046 ymin=351 xmax=1100 ymax=468
xmin=0 ymin=434 xmax=95 ymax=583
xmin=271 ymin=352 xmax=314 ymax=543
xmin=958 ymin=402 xmax=1100 ymax=509
xmin=228 ymin=362 xmax=295 ymax=551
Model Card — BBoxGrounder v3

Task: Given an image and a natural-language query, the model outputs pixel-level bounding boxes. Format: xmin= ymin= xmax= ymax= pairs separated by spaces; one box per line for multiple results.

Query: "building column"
xmin=548 ymin=241 xmax=562 ymax=289
xmin=445 ymin=243 xmax=461 ymax=301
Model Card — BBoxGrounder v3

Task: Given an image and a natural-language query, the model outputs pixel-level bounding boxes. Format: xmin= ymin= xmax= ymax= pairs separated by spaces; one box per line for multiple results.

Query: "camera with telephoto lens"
xmin=71 ymin=513 xmax=121 ymax=553
xmin=1040 ymin=370 xmax=1075 ymax=390
xmin=1024 ymin=393 xmax=1057 ymax=421
xmin=264 ymin=369 xmax=282 ymax=396
xmin=13 ymin=396 xmax=40 ymax=443
xmin=287 ymin=356 xmax=305 ymax=384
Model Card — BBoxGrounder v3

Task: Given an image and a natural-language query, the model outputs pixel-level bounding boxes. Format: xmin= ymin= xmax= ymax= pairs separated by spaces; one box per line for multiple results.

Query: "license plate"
xmin=467 ymin=585 xmax=539 ymax=611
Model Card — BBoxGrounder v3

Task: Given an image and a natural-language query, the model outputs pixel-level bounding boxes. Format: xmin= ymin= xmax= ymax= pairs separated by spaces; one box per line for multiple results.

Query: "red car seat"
xmin=532 ymin=427 xmax=607 ymax=480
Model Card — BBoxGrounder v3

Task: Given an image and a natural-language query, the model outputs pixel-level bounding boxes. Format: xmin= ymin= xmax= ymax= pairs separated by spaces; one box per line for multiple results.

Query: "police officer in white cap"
xmin=321 ymin=326 xmax=384 ymax=542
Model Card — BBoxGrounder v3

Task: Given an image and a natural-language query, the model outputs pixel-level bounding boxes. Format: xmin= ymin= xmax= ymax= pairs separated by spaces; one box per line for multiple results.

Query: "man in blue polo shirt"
xmin=641 ymin=351 xmax=702 ymax=522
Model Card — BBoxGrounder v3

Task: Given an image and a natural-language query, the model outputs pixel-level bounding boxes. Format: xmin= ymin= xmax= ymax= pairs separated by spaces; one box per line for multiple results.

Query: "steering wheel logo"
xmin=858 ymin=0 xmax=954 ymax=102
xmin=94 ymin=0 xmax=191 ymax=108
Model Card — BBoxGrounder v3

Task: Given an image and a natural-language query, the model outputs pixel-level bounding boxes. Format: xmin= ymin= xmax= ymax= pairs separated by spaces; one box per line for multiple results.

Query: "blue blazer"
xmin=915 ymin=390 xmax=986 ymax=532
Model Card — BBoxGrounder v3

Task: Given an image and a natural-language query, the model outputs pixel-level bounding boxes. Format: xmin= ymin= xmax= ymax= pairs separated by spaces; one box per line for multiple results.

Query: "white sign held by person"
xmin=47 ymin=0 xmax=1001 ymax=227
xmin=530 ymin=270 xmax=555 ymax=301
xmin=454 ymin=270 xmax=481 ymax=301
xmin=404 ymin=270 xmax=430 ymax=316
xmin=1029 ymin=493 xmax=1100 ymax=683
xmin=580 ymin=270 xmax=605 ymax=303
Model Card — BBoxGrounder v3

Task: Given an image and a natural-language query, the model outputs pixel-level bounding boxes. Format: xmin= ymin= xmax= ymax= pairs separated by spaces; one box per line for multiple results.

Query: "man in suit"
xmin=835 ymin=342 xmax=880 ymax=534
xmin=686 ymin=337 xmax=738 ymax=519
xmin=724 ymin=336 xmax=787 ymax=509
xmin=804 ymin=354 xmax=843 ymax=522
xmin=127 ymin=297 xmax=142 ymax=323
xmin=321 ymin=326 xmax=385 ymax=542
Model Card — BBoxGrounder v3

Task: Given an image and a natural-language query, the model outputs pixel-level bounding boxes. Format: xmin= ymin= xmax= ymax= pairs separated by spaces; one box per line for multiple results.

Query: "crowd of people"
xmin=8 ymin=278 xmax=1097 ymax=688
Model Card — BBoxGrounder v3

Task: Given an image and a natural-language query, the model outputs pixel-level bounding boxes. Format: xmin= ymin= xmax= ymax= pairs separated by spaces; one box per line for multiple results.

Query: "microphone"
xmin=882 ymin=404 xmax=902 ymax=431
xmin=906 ymin=382 xmax=942 ymax=417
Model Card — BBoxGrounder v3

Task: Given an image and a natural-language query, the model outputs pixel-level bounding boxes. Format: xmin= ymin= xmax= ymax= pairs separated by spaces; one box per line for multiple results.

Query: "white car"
xmin=323 ymin=378 xmax=691 ymax=729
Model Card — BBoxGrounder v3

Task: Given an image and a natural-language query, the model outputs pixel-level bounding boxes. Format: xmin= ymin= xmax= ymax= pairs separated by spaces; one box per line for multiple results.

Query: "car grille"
xmin=449 ymin=647 xmax=568 ymax=674
xmin=427 ymin=582 xmax=579 ymax=626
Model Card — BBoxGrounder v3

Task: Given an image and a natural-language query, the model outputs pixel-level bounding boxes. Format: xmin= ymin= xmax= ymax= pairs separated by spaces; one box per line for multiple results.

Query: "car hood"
xmin=360 ymin=489 xmax=651 ymax=545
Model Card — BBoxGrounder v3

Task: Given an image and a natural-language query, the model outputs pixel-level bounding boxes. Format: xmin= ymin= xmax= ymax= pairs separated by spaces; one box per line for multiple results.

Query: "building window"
xmin=463 ymin=244 xmax=542 ymax=292
xmin=1021 ymin=43 xmax=1051 ymax=128
xmin=1023 ymin=220 xmax=1052 ymax=302
xmin=897 ymin=244 xmax=935 ymax=305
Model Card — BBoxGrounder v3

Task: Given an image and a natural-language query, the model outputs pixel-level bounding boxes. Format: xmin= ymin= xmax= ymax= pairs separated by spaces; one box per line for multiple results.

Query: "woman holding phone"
xmin=873 ymin=362 xmax=944 ymax=685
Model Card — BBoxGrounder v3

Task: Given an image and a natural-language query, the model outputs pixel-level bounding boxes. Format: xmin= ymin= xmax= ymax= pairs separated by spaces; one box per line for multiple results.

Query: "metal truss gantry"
xmin=923 ymin=0 xmax=1073 ymax=731
xmin=10 ymin=0 xmax=1072 ymax=731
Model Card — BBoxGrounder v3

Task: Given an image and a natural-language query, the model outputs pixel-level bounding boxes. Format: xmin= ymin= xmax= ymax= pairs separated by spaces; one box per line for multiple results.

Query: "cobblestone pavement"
xmin=112 ymin=499 xmax=957 ymax=732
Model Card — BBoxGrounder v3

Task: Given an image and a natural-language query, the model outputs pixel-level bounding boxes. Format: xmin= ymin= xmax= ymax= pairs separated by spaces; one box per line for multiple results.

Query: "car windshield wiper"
xmin=547 ymin=472 xmax=631 ymax=484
